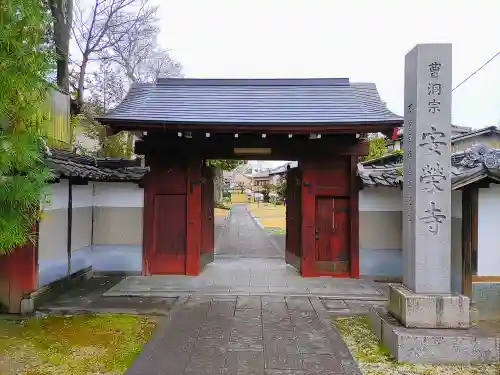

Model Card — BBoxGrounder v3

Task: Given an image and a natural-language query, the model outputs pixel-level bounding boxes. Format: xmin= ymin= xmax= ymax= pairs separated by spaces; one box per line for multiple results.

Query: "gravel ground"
xmin=334 ymin=316 xmax=500 ymax=375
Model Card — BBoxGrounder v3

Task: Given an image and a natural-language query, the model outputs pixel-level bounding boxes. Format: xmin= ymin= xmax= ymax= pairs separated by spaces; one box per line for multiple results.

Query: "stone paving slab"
xmin=125 ymin=295 xmax=361 ymax=375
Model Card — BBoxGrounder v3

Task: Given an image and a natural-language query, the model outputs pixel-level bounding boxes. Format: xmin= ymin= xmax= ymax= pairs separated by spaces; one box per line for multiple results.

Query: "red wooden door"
xmin=200 ymin=174 xmax=215 ymax=270
xmin=315 ymin=197 xmax=350 ymax=276
xmin=149 ymin=194 xmax=187 ymax=274
xmin=143 ymin=161 xmax=189 ymax=275
xmin=285 ymin=168 xmax=302 ymax=271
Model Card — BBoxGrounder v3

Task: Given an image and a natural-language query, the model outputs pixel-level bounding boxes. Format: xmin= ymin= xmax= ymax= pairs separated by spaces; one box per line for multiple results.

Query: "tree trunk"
xmin=77 ymin=55 xmax=88 ymax=110
xmin=50 ymin=0 xmax=73 ymax=92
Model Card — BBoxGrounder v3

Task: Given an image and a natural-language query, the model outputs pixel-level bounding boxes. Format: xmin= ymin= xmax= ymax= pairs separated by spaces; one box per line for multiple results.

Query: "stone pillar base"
xmin=388 ymin=284 xmax=471 ymax=329
xmin=368 ymin=306 xmax=499 ymax=364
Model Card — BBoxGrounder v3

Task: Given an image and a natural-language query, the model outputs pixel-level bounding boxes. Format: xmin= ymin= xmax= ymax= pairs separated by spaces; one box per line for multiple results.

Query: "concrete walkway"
xmin=105 ymin=205 xmax=388 ymax=300
xmin=125 ymin=295 xmax=362 ymax=375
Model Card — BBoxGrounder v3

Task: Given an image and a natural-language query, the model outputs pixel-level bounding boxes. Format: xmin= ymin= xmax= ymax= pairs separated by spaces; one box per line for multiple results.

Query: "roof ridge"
xmin=155 ymin=78 xmax=351 ymax=87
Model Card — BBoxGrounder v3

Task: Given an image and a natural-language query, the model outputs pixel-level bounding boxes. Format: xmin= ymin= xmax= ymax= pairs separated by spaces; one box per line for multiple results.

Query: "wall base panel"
xmin=360 ymin=248 xmax=402 ymax=278
xmin=92 ymin=245 xmax=142 ymax=273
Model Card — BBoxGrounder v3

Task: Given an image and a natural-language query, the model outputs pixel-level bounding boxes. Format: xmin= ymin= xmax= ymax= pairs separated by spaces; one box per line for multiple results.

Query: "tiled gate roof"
xmin=96 ymin=78 xmax=403 ymax=126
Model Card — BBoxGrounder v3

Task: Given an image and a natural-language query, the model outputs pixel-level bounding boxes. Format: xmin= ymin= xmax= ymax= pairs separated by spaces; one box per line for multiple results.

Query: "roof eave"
xmin=95 ymin=118 xmax=404 ymax=134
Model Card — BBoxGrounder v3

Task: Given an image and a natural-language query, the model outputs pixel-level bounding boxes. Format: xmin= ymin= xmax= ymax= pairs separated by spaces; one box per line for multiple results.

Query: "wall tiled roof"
xmin=45 ymin=148 xmax=147 ymax=182
xmin=359 ymin=144 xmax=500 ymax=190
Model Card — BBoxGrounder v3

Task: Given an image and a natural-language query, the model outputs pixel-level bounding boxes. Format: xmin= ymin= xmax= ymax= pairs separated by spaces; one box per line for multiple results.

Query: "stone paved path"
xmin=125 ymin=295 xmax=362 ymax=375
xmin=216 ymin=204 xmax=284 ymax=259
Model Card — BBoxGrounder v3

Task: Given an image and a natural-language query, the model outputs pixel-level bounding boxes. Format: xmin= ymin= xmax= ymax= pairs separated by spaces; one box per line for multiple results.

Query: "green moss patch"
xmin=0 ymin=314 xmax=157 ymax=375
xmin=333 ymin=316 xmax=500 ymax=375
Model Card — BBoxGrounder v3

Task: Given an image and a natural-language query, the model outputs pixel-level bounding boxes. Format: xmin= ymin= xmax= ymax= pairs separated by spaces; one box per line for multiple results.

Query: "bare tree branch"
xmin=71 ymin=0 xmax=157 ymax=110
xmin=105 ymin=18 xmax=183 ymax=84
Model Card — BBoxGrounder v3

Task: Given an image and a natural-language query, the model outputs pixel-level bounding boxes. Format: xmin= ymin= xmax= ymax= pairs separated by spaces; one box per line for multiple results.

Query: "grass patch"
xmin=246 ymin=203 xmax=286 ymax=230
xmin=333 ymin=316 xmax=500 ymax=375
xmin=0 ymin=314 xmax=157 ymax=375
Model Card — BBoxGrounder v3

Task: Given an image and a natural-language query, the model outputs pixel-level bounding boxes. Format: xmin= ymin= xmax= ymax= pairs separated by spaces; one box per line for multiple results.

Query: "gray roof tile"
xmin=45 ymin=148 xmax=147 ymax=182
xmin=359 ymin=144 xmax=500 ymax=189
xmin=96 ymin=78 xmax=403 ymax=125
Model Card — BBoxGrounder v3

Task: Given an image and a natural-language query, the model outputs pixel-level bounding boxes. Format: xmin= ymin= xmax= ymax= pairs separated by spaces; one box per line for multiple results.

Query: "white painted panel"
xmin=42 ymin=180 xmax=69 ymax=211
xmin=477 ymin=185 xmax=500 ymax=276
xmin=93 ymin=182 xmax=144 ymax=208
xmin=451 ymin=190 xmax=462 ymax=219
xmin=359 ymin=187 xmax=402 ymax=212
xmin=73 ymin=183 xmax=94 ymax=208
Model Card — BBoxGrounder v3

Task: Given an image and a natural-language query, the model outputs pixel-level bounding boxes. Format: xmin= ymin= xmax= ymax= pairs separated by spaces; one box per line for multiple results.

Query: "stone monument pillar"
xmin=402 ymin=43 xmax=452 ymax=295
xmin=390 ymin=43 xmax=470 ymax=330
xmin=368 ymin=44 xmax=499 ymax=364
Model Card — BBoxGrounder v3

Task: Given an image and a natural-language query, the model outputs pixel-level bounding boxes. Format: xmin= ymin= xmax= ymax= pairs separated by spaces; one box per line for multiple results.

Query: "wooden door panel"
xmin=331 ymin=198 xmax=349 ymax=262
xmin=314 ymin=197 xmax=350 ymax=275
xmin=315 ymin=197 xmax=332 ymax=261
xmin=149 ymin=194 xmax=186 ymax=274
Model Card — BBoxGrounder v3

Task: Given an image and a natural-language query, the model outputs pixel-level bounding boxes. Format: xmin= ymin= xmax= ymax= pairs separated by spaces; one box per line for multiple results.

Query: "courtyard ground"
xmin=6 ymin=204 xmax=496 ymax=374
xmin=0 ymin=314 xmax=156 ymax=375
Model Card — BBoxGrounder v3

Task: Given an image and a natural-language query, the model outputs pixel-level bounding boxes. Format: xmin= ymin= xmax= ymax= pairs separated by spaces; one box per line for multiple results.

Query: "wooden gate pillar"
xmin=186 ymin=158 xmax=202 ymax=275
xmin=299 ymin=160 xmax=317 ymax=277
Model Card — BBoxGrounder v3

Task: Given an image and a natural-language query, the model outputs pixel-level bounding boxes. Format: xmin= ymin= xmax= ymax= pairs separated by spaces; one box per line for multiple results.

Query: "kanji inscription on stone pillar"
xmin=402 ymin=44 xmax=452 ymax=294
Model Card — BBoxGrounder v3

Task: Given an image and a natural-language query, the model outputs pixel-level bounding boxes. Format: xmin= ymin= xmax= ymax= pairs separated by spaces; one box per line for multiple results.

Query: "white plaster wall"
xmin=38 ymin=181 xmax=69 ymax=287
xmin=93 ymin=182 xmax=144 ymax=207
xmin=359 ymin=187 xmax=402 ymax=212
xmin=477 ymin=184 xmax=500 ymax=276
xmin=72 ymin=183 xmax=94 ymax=208
xmin=42 ymin=180 xmax=69 ymax=211
xmin=359 ymin=187 xmax=463 ymax=282
xmin=359 ymin=187 xmax=402 ymax=278
xmin=92 ymin=182 xmax=143 ymax=273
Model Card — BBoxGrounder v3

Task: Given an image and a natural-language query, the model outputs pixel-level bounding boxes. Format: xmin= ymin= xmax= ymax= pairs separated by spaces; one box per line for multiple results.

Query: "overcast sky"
xmin=153 ymin=0 xmax=500 ymax=132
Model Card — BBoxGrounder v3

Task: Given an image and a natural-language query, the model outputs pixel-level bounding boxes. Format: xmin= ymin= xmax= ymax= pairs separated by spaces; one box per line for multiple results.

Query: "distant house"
xmin=242 ymin=161 xmax=298 ymax=193
xmin=451 ymin=126 xmax=500 ymax=153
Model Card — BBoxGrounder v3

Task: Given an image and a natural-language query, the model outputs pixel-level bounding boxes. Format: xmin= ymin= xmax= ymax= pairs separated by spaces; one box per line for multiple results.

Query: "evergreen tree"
xmin=0 ymin=1 xmax=54 ymax=252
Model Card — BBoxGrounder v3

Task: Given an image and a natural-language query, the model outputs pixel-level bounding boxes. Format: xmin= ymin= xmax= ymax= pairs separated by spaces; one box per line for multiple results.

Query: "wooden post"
xmin=186 ymin=158 xmax=202 ymax=276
